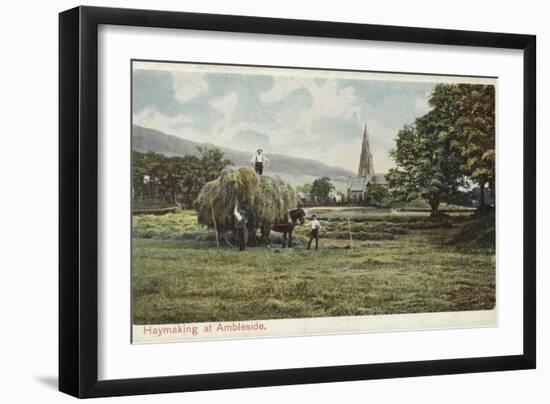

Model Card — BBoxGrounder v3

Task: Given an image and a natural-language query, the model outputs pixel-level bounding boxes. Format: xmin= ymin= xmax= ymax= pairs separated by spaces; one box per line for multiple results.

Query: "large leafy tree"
xmin=426 ymin=84 xmax=495 ymax=208
xmin=310 ymin=177 xmax=334 ymax=203
xmin=169 ymin=155 xmax=203 ymax=207
xmin=454 ymin=84 xmax=495 ymax=208
xmin=388 ymin=99 xmax=466 ymax=217
xmin=389 ymin=83 xmax=495 ymax=214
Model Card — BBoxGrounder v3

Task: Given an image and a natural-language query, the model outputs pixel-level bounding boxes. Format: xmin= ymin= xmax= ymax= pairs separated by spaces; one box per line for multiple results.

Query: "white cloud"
xmin=210 ymin=91 xmax=238 ymax=113
xmin=209 ymin=91 xmax=239 ymax=143
xmin=172 ymin=71 xmax=208 ymax=102
xmin=307 ymin=81 xmax=359 ymax=121
xmin=260 ymin=76 xmax=302 ymax=103
xmin=260 ymin=77 xmax=361 ymax=142
xmin=133 ymin=108 xmax=193 ymax=135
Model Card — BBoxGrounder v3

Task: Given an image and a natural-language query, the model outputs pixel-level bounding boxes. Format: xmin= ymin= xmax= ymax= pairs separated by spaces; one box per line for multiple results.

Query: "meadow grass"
xmin=132 ymin=208 xmax=495 ymax=324
xmin=132 ymin=209 xmax=208 ymax=240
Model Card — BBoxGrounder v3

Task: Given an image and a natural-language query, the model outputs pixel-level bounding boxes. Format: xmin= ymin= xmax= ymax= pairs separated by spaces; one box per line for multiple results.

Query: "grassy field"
xmin=132 ymin=208 xmax=495 ymax=324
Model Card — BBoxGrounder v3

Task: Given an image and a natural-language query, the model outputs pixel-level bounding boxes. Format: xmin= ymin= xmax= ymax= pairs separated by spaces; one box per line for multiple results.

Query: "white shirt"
xmin=251 ymin=152 xmax=268 ymax=163
xmin=310 ymin=219 xmax=321 ymax=230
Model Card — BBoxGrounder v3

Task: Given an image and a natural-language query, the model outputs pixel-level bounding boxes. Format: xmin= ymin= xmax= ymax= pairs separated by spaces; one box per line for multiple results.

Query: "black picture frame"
xmin=59 ymin=5 xmax=536 ymax=398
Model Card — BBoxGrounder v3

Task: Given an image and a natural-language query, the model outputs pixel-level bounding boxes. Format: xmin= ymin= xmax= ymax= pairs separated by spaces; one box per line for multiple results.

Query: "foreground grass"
xmin=133 ymin=212 xmax=495 ymax=324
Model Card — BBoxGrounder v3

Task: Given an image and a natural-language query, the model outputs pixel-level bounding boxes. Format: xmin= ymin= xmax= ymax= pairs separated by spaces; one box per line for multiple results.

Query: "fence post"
xmin=347 ymin=213 xmax=353 ymax=251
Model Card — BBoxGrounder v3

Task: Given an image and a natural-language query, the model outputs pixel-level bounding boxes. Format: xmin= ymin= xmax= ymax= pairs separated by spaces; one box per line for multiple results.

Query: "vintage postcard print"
xmin=131 ymin=60 xmax=496 ymax=343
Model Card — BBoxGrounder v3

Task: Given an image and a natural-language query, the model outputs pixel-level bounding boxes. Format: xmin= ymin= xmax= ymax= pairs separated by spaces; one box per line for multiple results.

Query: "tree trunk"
xmin=477 ymin=181 xmax=490 ymax=215
xmin=479 ymin=181 xmax=486 ymax=208
xmin=428 ymin=198 xmax=440 ymax=218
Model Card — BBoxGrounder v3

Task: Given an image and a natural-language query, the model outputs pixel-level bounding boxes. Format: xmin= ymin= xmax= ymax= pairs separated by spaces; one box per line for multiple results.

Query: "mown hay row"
xmin=132 ymin=207 xmax=179 ymax=216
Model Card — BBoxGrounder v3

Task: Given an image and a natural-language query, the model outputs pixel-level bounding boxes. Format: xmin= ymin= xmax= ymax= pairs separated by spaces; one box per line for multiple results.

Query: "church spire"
xmin=358 ymin=123 xmax=374 ymax=177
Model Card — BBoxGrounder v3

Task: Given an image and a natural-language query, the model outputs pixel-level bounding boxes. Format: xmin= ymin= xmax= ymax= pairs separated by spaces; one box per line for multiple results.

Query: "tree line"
xmin=388 ymin=84 xmax=495 ymax=216
xmin=296 ymin=177 xmax=337 ymax=203
xmin=133 ymin=147 xmax=232 ymax=208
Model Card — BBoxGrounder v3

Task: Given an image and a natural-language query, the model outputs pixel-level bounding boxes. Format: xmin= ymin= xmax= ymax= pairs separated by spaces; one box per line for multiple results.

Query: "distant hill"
xmin=133 ymin=125 xmax=353 ymax=191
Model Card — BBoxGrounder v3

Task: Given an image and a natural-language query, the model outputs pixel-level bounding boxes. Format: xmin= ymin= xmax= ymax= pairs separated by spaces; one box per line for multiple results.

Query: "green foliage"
xmin=295 ymin=183 xmax=312 ymax=194
xmin=366 ymin=183 xmax=391 ymax=207
xmin=196 ymin=146 xmax=233 ymax=183
xmin=454 ymin=84 xmax=495 ymax=206
xmin=389 ymin=83 xmax=495 ymax=212
xmin=310 ymin=177 xmax=335 ymax=202
xmin=132 ymin=147 xmax=232 ymax=208
xmin=388 ymin=117 xmax=465 ymax=216
xmin=427 ymin=83 xmax=495 ymax=206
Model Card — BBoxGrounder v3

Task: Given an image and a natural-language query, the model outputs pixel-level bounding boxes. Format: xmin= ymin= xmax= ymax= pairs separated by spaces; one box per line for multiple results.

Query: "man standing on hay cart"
xmin=250 ymin=149 xmax=269 ymax=175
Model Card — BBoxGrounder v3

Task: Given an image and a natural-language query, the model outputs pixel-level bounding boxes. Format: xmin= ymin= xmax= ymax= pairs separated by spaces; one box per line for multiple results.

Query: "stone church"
xmin=347 ymin=124 xmax=388 ymax=202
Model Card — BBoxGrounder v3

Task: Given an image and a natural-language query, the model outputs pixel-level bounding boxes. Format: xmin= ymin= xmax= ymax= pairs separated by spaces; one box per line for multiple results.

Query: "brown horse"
xmin=270 ymin=208 xmax=305 ymax=248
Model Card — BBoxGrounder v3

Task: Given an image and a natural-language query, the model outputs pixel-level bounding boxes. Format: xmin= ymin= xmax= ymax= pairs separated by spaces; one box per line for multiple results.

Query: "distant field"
xmin=132 ymin=207 xmax=495 ymax=324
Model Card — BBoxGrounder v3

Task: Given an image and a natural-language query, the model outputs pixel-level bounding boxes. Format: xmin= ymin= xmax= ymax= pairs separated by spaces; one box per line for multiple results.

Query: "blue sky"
xmin=132 ymin=62 xmax=437 ymax=173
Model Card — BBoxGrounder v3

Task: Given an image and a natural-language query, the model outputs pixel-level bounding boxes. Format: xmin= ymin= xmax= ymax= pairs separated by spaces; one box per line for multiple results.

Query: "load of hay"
xmin=195 ymin=167 xmax=296 ymax=242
